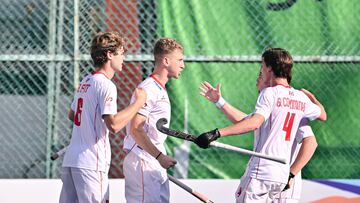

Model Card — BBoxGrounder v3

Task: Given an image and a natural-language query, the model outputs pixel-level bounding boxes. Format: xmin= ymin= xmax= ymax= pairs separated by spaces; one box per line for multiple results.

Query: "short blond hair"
xmin=153 ymin=38 xmax=183 ymax=61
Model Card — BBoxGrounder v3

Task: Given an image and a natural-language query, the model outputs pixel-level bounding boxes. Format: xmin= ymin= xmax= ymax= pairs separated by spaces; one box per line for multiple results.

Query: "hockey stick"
xmin=52 ymin=146 xmax=212 ymax=202
xmin=157 ymin=118 xmax=287 ymax=164
xmin=168 ymin=175 xmax=214 ymax=203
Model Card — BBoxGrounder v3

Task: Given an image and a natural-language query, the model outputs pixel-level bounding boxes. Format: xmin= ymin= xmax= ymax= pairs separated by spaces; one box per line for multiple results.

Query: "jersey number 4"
xmin=74 ymin=98 xmax=83 ymax=126
xmin=283 ymin=112 xmax=295 ymax=141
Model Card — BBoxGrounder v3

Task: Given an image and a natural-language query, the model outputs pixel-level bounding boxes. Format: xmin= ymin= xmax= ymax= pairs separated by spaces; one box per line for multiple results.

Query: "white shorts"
xmin=123 ymin=151 xmax=169 ymax=203
xmin=274 ymin=174 xmax=302 ymax=202
xmin=235 ymin=176 xmax=286 ymax=203
xmin=59 ymin=167 xmax=109 ymax=203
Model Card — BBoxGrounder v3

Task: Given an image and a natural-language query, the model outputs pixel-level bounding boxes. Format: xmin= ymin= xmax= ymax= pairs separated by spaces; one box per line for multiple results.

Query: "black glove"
xmin=282 ymin=172 xmax=295 ymax=191
xmin=194 ymin=129 xmax=221 ymax=149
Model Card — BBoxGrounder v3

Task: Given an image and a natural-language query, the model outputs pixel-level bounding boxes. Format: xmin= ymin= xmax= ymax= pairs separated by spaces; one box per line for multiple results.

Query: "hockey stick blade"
xmin=156 ymin=118 xmax=196 ymax=142
xmin=168 ymin=175 xmax=214 ymax=203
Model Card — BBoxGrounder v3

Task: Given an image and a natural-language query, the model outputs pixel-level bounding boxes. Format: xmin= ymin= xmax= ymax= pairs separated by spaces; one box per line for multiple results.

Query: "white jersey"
xmin=278 ymin=118 xmax=314 ymax=200
xmin=62 ymin=72 xmax=117 ymax=172
xmin=123 ymin=75 xmax=171 ymax=162
xmin=246 ymin=85 xmax=321 ymax=184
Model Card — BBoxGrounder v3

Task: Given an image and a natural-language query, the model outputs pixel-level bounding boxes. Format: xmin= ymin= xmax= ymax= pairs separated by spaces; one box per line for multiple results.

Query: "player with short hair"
xmin=200 ymin=70 xmax=320 ymax=202
xmin=123 ymin=38 xmax=184 ymax=203
xmin=195 ymin=48 xmax=327 ymax=202
xmin=59 ymin=31 xmax=147 ymax=203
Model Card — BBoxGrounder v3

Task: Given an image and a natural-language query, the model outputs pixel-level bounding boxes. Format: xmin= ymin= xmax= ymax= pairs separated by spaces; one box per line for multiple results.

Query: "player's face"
xmin=256 ymin=70 xmax=266 ymax=92
xmin=110 ymin=47 xmax=125 ymax=72
xmin=260 ymin=60 xmax=271 ymax=86
xmin=165 ymin=49 xmax=185 ymax=79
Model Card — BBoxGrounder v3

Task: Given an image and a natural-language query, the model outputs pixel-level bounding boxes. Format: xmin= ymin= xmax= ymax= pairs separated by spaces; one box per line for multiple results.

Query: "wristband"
xmin=155 ymin=152 xmax=162 ymax=160
xmin=289 ymin=172 xmax=295 ymax=178
xmin=215 ymin=97 xmax=226 ymax=109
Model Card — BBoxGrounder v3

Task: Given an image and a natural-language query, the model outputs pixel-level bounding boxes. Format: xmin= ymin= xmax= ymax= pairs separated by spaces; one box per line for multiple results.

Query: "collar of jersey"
xmin=92 ymin=71 xmax=110 ymax=80
xmin=276 ymin=84 xmax=292 ymax=88
xmin=150 ymin=74 xmax=167 ymax=90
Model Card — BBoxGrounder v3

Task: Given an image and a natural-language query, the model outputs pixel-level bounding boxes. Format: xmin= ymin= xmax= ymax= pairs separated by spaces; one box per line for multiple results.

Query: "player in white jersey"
xmin=200 ymin=70 xmax=320 ymax=202
xmin=123 ymin=38 xmax=184 ymax=203
xmin=195 ymin=48 xmax=327 ymax=202
xmin=59 ymin=32 xmax=146 ymax=203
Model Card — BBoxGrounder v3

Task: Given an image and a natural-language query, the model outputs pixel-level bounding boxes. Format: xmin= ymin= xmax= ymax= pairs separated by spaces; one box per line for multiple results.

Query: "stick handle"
xmin=210 ymin=141 xmax=287 ymax=164
xmin=50 ymin=146 xmax=67 ymax=160
xmin=168 ymin=175 xmax=214 ymax=203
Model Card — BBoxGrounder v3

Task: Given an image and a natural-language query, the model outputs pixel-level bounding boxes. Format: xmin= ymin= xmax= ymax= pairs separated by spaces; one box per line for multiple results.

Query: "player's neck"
xmin=151 ymin=67 xmax=169 ymax=86
xmin=94 ymin=66 xmax=114 ymax=80
xmin=272 ymin=78 xmax=289 ymax=87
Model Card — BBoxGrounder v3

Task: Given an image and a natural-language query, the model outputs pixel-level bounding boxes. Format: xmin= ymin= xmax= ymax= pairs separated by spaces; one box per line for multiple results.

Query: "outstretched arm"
xmin=195 ymin=113 xmax=264 ymax=149
xmin=219 ymin=113 xmax=264 ymax=137
xmin=199 ymin=81 xmax=247 ymax=123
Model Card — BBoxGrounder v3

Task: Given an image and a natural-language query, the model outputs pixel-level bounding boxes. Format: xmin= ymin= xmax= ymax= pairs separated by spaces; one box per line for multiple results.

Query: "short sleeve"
xmin=137 ymin=84 xmax=157 ymax=118
xmin=100 ymin=82 xmax=117 ymax=116
xmin=254 ymin=88 xmax=275 ymax=121
xmin=302 ymin=93 xmax=321 ymax=121
xmin=295 ymin=119 xmax=314 ymax=143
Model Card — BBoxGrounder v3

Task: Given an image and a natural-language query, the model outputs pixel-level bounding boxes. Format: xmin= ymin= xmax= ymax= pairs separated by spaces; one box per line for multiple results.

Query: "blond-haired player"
xmin=123 ymin=38 xmax=185 ymax=202
xmin=196 ymin=48 xmax=327 ymax=202
xmin=60 ymin=31 xmax=146 ymax=203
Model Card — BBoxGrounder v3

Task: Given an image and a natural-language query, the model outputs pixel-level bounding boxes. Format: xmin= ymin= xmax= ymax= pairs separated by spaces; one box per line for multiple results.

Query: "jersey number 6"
xmin=74 ymin=97 xmax=83 ymax=126
xmin=283 ymin=112 xmax=295 ymax=141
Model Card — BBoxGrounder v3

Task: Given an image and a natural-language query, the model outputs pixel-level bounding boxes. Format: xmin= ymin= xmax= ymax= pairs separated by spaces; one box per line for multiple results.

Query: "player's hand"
xmin=134 ymin=88 xmax=147 ymax=105
xmin=157 ymin=154 xmax=177 ymax=169
xmin=199 ymin=81 xmax=221 ymax=103
xmin=282 ymin=172 xmax=295 ymax=191
xmin=195 ymin=129 xmax=221 ymax=149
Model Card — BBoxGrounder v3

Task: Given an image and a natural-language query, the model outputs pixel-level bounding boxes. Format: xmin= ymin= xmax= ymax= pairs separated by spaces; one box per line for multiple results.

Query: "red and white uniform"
xmin=60 ymin=72 xmax=116 ymax=203
xmin=236 ymin=85 xmax=320 ymax=202
xmin=123 ymin=75 xmax=171 ymax=203
xmin=275 ymin=119 xmax=314 ymax=203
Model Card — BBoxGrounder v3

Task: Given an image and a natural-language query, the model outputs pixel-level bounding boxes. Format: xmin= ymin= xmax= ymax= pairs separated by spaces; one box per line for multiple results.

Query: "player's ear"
xmin=107 ymin=51 xmax=113 ymax=60
xmin=163 ymin=56 xmax=170 ymax=67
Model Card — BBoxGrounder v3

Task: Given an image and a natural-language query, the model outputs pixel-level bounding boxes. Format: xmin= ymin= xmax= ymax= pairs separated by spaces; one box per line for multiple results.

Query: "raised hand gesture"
xmin=199 ymin=81 xmax=221 ymax=103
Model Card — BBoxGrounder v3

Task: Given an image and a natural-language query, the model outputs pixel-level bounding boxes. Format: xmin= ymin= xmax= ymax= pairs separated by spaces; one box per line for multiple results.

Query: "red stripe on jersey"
xmin=92 ymin=71 xmax=110 ymax=80
xmin=254 ymin=129 xmax=262 ymax=179
xmin=95 ymin=127 xmax=99 ymax=171
xmin=94 ymin=104 xmax=99 ymax=171
xmin=100 ymin=172 xmax=103 ymax=201
xmin=276 ymin=84 xmax=292 ymax=88
xmin=150 ymin=74 xmax=167 ymax=90
xmin=242 ymin=177 xmax=252 ymax=202
xmin=141 ymin=160 xmax=145 ymax=203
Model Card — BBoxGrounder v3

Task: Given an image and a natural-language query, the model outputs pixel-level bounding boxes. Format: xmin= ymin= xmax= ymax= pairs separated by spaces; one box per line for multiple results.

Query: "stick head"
xmin=156 ymin=118 xmax=168 ymax=131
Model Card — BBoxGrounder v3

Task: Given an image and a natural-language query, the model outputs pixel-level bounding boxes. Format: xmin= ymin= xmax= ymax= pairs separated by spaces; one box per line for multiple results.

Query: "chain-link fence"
xmin=0 ymin=0 xmax=359 ymax=179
